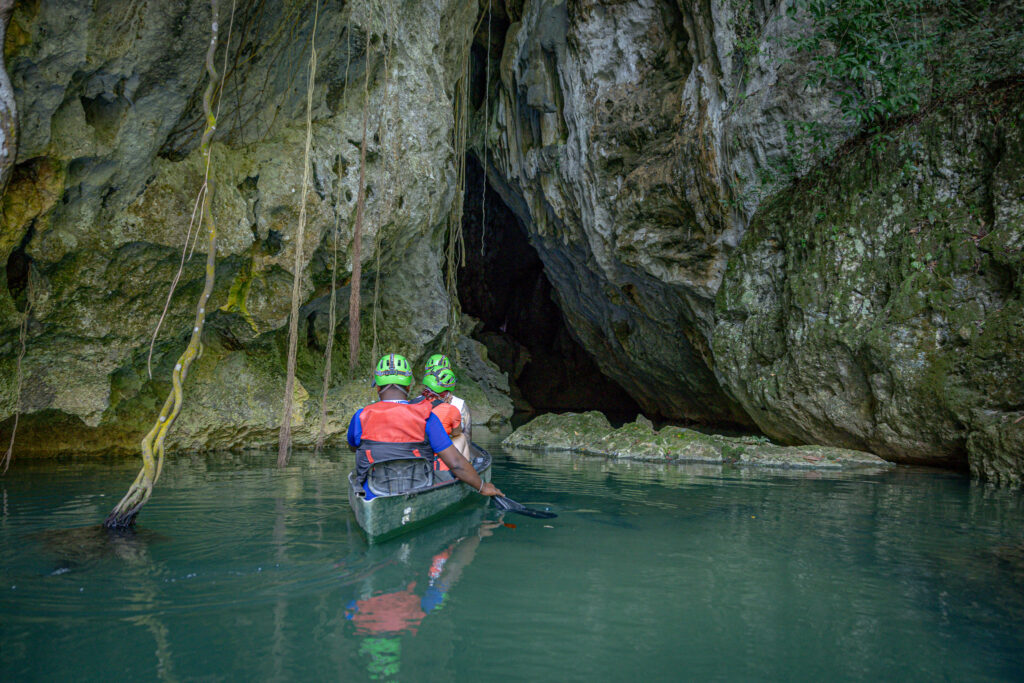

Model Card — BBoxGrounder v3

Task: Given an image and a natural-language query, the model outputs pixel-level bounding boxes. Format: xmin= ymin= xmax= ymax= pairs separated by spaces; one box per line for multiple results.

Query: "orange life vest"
xmin=355 ymin=400 xmax=437 ymax=482
xmin=431 ymin=400 xmax=461 ymax=436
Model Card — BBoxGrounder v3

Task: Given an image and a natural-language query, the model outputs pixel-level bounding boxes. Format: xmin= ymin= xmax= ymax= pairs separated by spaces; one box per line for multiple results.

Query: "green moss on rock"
xmin=504 ymin=413 xmax=892 ymax=470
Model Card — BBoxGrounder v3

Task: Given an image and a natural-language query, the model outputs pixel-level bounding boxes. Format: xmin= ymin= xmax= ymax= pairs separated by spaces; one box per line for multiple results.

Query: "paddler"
xmin=422 ymin=353 xmax=472 ymax=441
xmin=420 ymin=367 xmax=471 ymax=462
xmin=346 ymin=353 xmax=502 ymax=497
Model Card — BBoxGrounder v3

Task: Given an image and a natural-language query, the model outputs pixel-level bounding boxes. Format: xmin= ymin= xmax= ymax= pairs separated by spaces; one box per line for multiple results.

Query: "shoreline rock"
xmin=503 ymin=412 xmax=893 ymax=470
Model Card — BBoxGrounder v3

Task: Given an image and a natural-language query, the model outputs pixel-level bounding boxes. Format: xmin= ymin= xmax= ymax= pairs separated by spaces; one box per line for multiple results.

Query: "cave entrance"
xmin=457 ymin=155 xmax=641 ymax=418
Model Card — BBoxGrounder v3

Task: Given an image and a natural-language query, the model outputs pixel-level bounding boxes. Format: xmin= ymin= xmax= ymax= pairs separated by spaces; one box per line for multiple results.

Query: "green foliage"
xmin=721 ymin=1 xmax=1023 ymax=210
xmin=727 ymin=0 xmax=765 ymax=78
xmin=786 ymin=0 xmax=1024 ymax=132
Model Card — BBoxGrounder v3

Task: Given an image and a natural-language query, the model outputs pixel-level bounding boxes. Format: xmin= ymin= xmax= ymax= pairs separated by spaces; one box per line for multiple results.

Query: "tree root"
xmin=105 ymin=0 xmax=221 ymax=528
xmin=278 ymin=1 xmax=319 ymax=467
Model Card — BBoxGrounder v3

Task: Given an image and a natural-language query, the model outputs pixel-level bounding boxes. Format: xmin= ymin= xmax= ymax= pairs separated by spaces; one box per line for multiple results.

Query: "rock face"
xmin=1 ymin=0 xmax=1022 ymax=485
xmin=484 ymin=0 xmax=842 ymax=425
xmin=483 ymin=0 xmax=1024 ymax=481
xmin=504 ymin=411 xmax=892 ymax=470
xmin=0 ymin=0 xmax=511 ymax=455
xmin=714 ymin=91 xmax=1024 ymax=483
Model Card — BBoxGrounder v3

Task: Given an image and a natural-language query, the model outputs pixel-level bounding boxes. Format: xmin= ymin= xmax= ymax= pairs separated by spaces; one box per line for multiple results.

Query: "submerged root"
xmin=104 ymin=474 xmax=153 ymax=529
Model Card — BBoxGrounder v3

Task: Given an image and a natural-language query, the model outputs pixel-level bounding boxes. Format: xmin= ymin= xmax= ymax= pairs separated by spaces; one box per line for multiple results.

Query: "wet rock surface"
xmin=504 ymin=411 xmax=891 ymax=469
xmin=0 ymin=0 xmax=511 ymax=454
xmin=0 ymin=0 xmax=1021 ymax=485
xmin=482 ymin=0 xmax=1024 ymax=480
xmin=714 ymin=88 xmax=1024 ymax=483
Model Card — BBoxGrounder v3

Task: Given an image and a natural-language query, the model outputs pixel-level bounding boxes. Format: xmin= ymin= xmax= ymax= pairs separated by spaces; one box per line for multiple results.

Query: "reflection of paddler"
xmin=344 ymin=520 xmax=501 ymax=635
xmin=345 ymin=520 xmax=501 ymax=679
xmin=346 ymin=581 xmax=427 ymax=635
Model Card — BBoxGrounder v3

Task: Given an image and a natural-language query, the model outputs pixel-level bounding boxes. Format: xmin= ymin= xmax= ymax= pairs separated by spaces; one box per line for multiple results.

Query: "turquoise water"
xmin=2 ymin=438 xmax=1024 ymax=681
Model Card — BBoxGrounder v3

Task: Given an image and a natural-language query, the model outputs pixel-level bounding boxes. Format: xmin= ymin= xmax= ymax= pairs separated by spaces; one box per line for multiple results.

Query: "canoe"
xmin=348 ymin=443 xmax=492 ymax=542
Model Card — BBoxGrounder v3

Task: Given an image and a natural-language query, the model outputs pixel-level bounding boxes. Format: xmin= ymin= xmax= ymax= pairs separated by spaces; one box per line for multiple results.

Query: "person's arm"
xmin=442 ymin=404 xmax=462 ymax=436
xmin=346 ymin=409 xmax=362 ymax=452
xmin=425 ymin=414 xmax=502 ymax=496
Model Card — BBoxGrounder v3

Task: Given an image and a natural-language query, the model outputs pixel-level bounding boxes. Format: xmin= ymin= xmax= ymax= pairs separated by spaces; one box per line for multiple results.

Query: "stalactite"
xmin=278 ymin=0 xmax=320 ymax=467
xmin=104 ymin=0 xmax=222 ymax=528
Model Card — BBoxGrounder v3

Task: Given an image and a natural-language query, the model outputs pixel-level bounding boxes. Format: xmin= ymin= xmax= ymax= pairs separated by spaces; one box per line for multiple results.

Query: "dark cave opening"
xmin=457 ymin=155 xmax=641 ymax=418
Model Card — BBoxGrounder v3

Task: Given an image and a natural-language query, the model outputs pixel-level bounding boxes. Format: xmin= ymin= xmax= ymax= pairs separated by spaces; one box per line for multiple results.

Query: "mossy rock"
xmin=504 ymin=412 xmax=893 ymax=470
xmin=502 ymin=411 xmax=612 ymax=451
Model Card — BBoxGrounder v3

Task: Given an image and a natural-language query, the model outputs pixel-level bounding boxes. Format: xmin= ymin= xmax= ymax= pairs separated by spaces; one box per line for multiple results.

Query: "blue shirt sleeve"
xmin=347 ymin=409 xmax=363 ymax=448
xmin=425 ymin=413 xmax=453 ymax=452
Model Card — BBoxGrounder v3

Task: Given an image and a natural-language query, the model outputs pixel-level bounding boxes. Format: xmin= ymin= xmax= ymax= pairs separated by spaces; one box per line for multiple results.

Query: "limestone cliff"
xmin=0 ymin=0 xmax=511 ymax=456
xmin=478 ymin=0 xmax=1024 ymax=482
xmin=1 ymin=0 xmax=1023 ymax=485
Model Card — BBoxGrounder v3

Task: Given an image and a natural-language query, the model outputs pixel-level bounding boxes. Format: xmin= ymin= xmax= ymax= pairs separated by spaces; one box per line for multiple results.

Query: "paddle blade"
xmin=493 ymin=496 xmax=557 ymax=519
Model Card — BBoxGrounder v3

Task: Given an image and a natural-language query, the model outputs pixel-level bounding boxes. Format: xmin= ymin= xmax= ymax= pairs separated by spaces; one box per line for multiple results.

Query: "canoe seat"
xmin=366 ymin=458 xmax=433 ymax=495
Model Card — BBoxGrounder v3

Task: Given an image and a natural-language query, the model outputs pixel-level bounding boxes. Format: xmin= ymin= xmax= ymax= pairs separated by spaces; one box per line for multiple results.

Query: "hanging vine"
xmin=442 ymin=10 xmax=486 ymax=355
xmin=348 ymin=33 xmax=372 ymax=378
xmin=104 ymin=0 xmax=222 ymax=529
xmin=278 ymin=0 xmax=320 ymax=467
xmin=2 ymin=272 xmax=32 ymax=475
xmin=314 ymin=18 xmax=354 ymax=454
xmin=147 ymin=0 xmax=237 ymax=378
xmin=480 ymin=0 xmax=492 ymax=257
xmin=372 ymin=0 xmax=399 ymax=362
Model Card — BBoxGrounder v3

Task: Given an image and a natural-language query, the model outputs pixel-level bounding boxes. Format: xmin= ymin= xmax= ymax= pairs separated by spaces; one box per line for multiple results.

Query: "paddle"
xmin=493 ymin=495 xmax=557 ymax=519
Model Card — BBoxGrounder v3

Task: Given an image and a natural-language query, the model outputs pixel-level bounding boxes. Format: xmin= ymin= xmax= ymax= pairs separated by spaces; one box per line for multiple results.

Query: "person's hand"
xmin=479 ymin=482 xmax=503 ymax=497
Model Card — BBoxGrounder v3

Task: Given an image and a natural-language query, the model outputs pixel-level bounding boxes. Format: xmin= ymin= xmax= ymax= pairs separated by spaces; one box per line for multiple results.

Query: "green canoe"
xmin=348 ymin=444 xmax=493 ymax=542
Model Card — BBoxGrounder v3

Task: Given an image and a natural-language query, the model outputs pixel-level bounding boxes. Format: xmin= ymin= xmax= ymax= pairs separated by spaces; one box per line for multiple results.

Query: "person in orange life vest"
xmin=422 ymin=353 xmax=471 ymax=439
xmin=420 ymin=367 xmax=471 ymax=462
xmin=346 ymin=353 xmax=502 ymax=497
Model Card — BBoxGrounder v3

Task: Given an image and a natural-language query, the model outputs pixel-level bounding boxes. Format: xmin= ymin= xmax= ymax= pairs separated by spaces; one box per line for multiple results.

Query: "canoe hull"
xmin=348 ymin=445 xmax=492 ymax=543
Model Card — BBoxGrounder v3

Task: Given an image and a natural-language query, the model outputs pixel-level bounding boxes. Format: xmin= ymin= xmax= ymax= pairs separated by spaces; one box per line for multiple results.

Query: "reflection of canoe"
xmin=348 ymin=443 xmax=492 ymax=542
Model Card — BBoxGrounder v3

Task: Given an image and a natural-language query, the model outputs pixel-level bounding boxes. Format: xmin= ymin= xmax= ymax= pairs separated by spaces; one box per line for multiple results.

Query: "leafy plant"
xmin=786 ymin=0 xmax=1023 ymax=133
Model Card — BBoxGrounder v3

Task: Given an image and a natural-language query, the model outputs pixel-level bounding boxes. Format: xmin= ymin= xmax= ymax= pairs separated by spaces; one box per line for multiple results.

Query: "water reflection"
xmin=1 ymin=446 xmax=1023 ymax=680
xmin=34 ymin=524 xmax=178 ymax=681
xmin=342 ymin=508 xmax=498 ymax=679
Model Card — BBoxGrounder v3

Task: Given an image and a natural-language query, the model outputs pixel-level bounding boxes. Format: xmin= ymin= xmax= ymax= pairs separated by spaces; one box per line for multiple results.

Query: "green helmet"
xmin=423 ymin=368 xmax=457 ymax=394
xmin=373 ymin=353 xmax=413 ymax=387
xmin=425 ymin=354 xmax=451 ymax=374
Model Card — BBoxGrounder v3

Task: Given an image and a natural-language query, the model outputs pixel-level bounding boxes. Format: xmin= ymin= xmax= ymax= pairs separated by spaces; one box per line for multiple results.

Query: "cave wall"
xmin=0 ymin=0 xmax=512 ymax=455
xmin=714 ymin=90 xmax=1024 ymax=482
xmin=0 ymin=0 xmax=1022 ymax=483
xmin=479 ymin=0 xmax=1024 ymax=480
xmin=479 ymin=0 xmax=823 ymax=426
